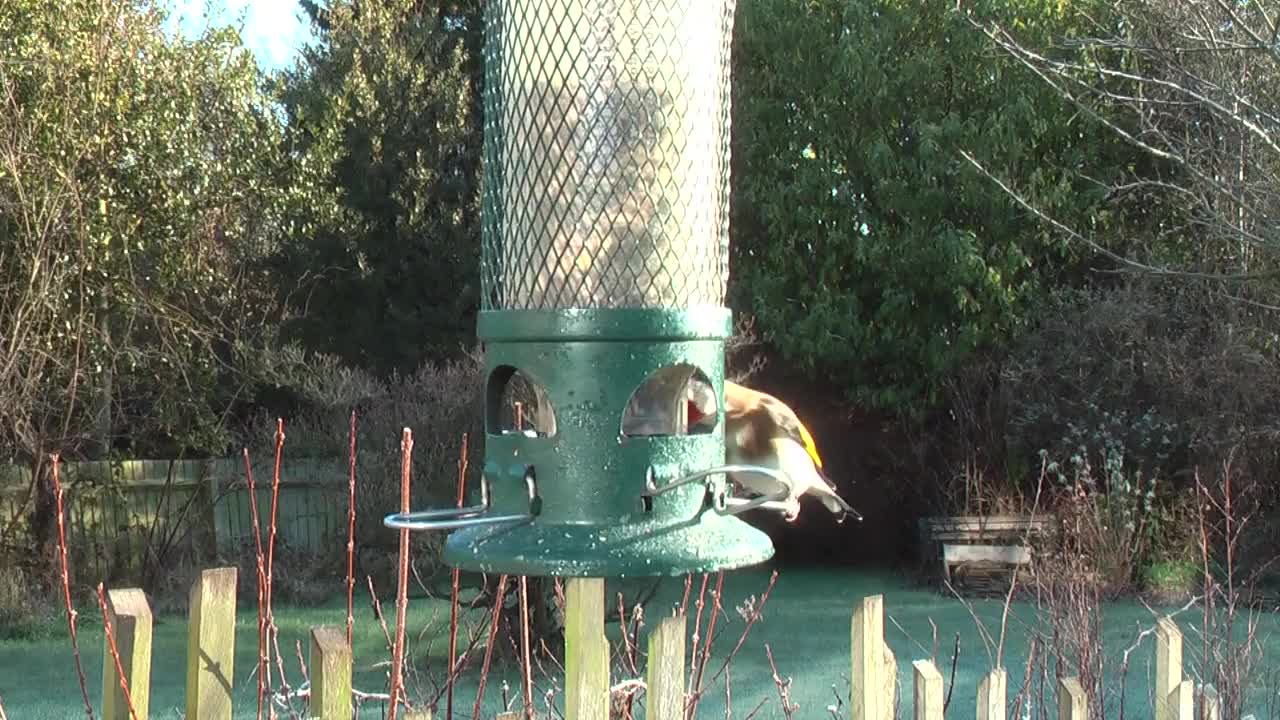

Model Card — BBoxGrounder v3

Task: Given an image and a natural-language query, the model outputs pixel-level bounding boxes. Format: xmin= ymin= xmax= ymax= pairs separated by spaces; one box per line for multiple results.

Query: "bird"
xmin=686 ymin=378 xmax=858 ymax=523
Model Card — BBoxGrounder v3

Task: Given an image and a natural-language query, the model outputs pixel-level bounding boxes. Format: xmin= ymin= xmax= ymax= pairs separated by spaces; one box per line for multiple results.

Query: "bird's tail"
xmin=819 ymin=492 xmax=857 ymax=520
xmin=813 ymin=472 xmax=861 ymax=523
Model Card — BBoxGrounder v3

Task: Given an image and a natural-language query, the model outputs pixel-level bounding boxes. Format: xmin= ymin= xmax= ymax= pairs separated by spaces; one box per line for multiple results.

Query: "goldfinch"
xmin=687 ymin=379 xmax=857 ymax=523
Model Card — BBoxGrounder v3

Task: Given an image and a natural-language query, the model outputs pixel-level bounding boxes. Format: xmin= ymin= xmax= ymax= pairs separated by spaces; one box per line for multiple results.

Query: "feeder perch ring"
xmin=383 ymin=469 xmax=538 ymax=532
xmin=645 ymin=464 xmax=798 ymax=517
xmin=715 ymin=488 xmax=796 ymax=517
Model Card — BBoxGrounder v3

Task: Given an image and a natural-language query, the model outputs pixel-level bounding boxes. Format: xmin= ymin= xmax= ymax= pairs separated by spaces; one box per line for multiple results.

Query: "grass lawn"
xmin=2 ymin=565 xmax=1279 ymax=718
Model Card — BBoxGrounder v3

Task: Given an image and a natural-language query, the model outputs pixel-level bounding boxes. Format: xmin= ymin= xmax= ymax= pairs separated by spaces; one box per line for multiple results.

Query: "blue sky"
xmin=163 ymin=0 xmax=314 ymax=71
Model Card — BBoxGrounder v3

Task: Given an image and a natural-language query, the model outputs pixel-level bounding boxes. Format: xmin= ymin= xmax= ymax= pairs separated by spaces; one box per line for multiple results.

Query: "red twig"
xmin=1013 ymin=637 xmax=1038 ymax=719
xmin=295 ymin=639 xmax=310 ymax=687
xmin=366 ymin=576 xmax=396 ymax=654
xmin=265 ymin=425 xmax=284 ymax=623
xmin=472 ymin=574 xmax=510 ymax=720
xmin=724 ymin=665 xmax=732 ymax=720
xmin=618 ymin=593 xmax=637 ymax=675
xmin=695 ymin=573 xmax=725 ymax=689
xmin=706 ymin=568 xmax=773 ymax=681
xmin=618 ymin=593 xmax=640 ymax=717
xmin=944 ymin=632 xmax=960 ymax=713
xmin=347 ymin=409 xmax=358 ymax=646
xmin=700 ymin=571 xmax=779 ymax=694
xmin=447 ymin=433 xmax=469 ymax=720
xmin=50 ymin=454 xmax=94 ymax=719
xmin=687 ymin=572 xmax=725 ymax=719
xmin=95 ymin=583 xmax=140 ymax=720
xmin=519 ymin=576 xmax=534 ymax=718
xmin=242 ymin=448 xmax=269 ymax=720
xmin=679 ymin=574 xmax=693 ymax=616
xmin=388 ymin=429 xmax=414 ymax=720
xmin=765 ymin=643 xmax=798 ymax=718
xmin=742 ymin=697 xmax=770 ymax=720
xmin=268 ymin=625 xmax=303 ymax=717
xmin=511 ymin=405 xmax=533 ymax=719
xmin=626 ymin=597 xmax=644 ymax=671
xmin=265 ymin=420 xmax=285 ymax=720
xmin=686 ymin=573 xmax=710 ymax=701
xmin=429 ymin=614 xmax=489 ymax=709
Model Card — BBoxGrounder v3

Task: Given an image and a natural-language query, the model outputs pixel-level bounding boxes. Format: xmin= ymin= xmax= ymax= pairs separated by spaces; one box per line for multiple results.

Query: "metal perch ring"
xmin=644 ymin=464 xmax=799 ymax=517
xmin=383 ymin=469 xmax=538 ymax=532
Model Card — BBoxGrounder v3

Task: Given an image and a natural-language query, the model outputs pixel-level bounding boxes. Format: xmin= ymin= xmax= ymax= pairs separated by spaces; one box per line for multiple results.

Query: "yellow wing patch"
xmin=796 ymin=421 xmax=824 ymax=470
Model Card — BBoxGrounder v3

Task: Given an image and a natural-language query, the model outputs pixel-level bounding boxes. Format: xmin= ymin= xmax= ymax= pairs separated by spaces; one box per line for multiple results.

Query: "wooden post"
xmin=977 ymin=668 xmax=1007 ymax=720
xmin=1201 ymin=685 xmax=1221 ymax=720
xmin=883 ymin=643 xmax=898 ymax=719
xmin=911 ymin=660 xmax=943 ymax=720
xmin=647 ymin=614 xmax=687 ymax=720
xmin=310 ymin=626 xmax=352 ymax=720
xmin=102 ymin=588 xmax=153 ymax=720
xmin=1057 ymin=677 xmax=1086 ymax=720
xmin=564 ymin=577 xmax=609 ymax=720
xmin=1169 ymin=680 xmax=1193 ymax=720
xmin=186 ymin=568 xmax=237 ymax=720
xmin=852 ymin=595 xmax=885 ymax=720
xmin=1155 ymin=617 xmax=1182 ymax=720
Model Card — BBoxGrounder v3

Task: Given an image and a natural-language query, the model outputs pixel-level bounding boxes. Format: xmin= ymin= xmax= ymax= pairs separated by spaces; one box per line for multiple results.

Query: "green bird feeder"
xmin=384 ymin=0 xmax=791 ymax=577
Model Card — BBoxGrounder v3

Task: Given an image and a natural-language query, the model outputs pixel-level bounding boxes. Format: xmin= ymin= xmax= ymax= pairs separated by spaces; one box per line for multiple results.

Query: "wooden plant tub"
xmin=918 ymin=514 xmax=1051 ymax=593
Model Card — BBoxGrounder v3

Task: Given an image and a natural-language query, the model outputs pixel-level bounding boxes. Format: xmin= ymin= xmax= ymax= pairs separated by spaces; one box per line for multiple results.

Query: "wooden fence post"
xmin=564 ymin=577 xmax=609 ymax=720
xmin=852 ymin=595 xmax=887 ymax=720
xmin=1156 ymin=617 xmax=1182 ymax=720
xmin=1170 ymin=680 xmax=1193 ymax=720
xmin=186 ymin=567 xmax=237 ymax=720
xmin=911 ymin=659 xmax=943 ymax=720
xmin=310 ymin=626 xmax=352 ymax=720
xmin=102 ymin=588 xmax=153 ymax=720
xmin=1201 ymin=685 xmax=1221 ymax=720
xmin=977 ymin=668 xmax=1007 ymax=720
xmin=883 ymin=643 xmax=898 ymax=718
xmin=647 ymin=614 xmax=687 ymax=720
xmin=1058 ymin=677 xmax=1086 ymax=720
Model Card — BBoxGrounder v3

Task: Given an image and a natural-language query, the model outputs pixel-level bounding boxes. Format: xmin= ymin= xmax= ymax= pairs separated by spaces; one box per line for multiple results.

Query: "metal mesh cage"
xmin=480 ymin=0 xmax=737 ymax=311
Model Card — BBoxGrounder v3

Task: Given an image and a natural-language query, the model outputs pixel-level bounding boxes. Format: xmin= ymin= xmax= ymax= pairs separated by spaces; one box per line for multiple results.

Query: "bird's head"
xmin=685 ymin=378 xmax=717 ymax=429
xmin=688 ymin=398 xmax=713 ymax=426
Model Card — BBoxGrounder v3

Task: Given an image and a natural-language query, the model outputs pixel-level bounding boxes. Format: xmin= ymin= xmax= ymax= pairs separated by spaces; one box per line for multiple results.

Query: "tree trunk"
xmin=27 ymin=455 xmax=57 ymax=593
xmin=91 ymin=295 xmax=112 ymax=460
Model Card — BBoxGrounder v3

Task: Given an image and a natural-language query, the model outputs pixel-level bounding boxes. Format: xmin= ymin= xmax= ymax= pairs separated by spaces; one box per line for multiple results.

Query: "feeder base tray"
xmin=442 ymin=512 xmax=774 ymax=577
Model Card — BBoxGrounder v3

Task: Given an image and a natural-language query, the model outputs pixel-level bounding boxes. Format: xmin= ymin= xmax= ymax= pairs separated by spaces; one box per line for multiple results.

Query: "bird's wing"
xmin=757 ymin=395 xmax=825 ymax=471
xmin=725 ymin=380 xmax=830 ymax=480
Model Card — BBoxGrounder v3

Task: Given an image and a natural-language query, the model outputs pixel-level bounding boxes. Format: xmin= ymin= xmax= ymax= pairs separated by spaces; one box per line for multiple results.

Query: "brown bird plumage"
xmin=689 ymin=379 xmax=857 ymax=522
